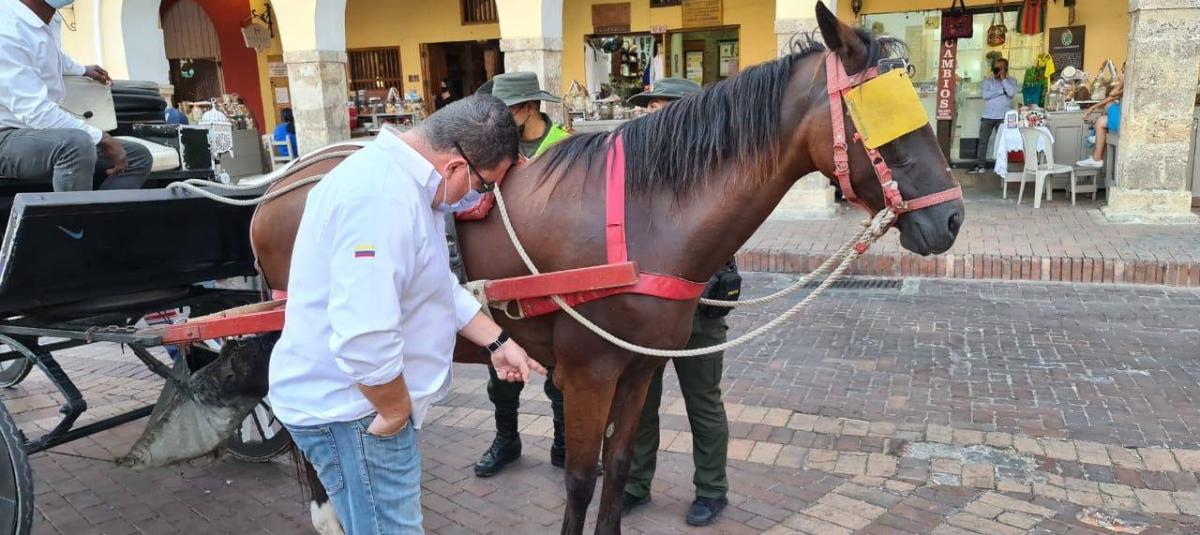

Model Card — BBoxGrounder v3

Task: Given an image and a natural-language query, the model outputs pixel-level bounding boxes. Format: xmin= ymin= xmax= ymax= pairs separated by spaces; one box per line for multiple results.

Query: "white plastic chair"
xmin=262 ymin=134 xmax=295 ymax=170
xmin=1018 ymin=127 xmax=1075 ymax=208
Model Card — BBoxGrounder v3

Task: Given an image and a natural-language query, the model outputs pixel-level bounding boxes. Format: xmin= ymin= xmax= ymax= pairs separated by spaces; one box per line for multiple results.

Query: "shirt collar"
xmin=3 ymin=0 xmax=52 ymax=28
xmin=377 ymin=125 xmax=444 ymax=197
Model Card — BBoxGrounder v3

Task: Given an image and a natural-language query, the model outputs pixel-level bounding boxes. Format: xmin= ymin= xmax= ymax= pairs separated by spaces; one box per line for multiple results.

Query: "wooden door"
xmin=420 ymin=43 xmax=448 ymax=115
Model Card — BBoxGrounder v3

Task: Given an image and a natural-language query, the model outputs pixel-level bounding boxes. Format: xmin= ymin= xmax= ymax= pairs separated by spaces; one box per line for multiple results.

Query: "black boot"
xmin=550 ymin=400 xmax=565 ymax=468
xmin=475 ymin=410 xmax=521 ymax=477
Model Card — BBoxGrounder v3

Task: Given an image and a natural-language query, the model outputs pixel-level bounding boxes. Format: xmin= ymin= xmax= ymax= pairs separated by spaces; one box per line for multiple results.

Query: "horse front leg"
xmin=594 ymin=359 xmax=661 ymax=535
xmin=558 ymin=361 xmax=619 ymax=535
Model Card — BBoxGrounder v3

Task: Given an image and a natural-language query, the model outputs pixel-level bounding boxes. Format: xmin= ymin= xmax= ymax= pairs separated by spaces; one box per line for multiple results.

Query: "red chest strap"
xmin=605 ymin=135 xmax=629 ymax=264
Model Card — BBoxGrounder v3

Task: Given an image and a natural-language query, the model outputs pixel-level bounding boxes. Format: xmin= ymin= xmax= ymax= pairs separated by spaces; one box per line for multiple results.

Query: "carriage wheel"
xmin=0 ymin=403 xmax=32 ymax=534
xmin=0 ymin=359 xmax=31 ymax=390
xmin=225 ymin=399 xmax=292 ymax=462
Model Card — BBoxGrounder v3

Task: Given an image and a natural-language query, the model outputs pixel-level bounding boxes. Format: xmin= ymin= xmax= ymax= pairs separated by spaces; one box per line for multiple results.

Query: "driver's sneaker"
xmin=1076 ymin=157 xmax=1103 ymax=168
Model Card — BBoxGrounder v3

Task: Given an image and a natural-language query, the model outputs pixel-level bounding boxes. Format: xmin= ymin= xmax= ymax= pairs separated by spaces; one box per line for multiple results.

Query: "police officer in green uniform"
xmin=620 ymin=78 xmax=740 ymax=526
xmin=473 ymin=72 xmax=573 ymax=477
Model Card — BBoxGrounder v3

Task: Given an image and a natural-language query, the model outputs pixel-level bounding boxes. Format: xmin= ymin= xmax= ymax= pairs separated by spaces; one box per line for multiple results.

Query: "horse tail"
xmin=291 ymin=447 xmax=344 ymax=534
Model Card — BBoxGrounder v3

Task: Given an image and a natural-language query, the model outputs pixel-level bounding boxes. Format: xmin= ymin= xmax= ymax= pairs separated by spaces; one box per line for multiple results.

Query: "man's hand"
xmin=358 ymin=374 xmax=413 ymax=437
xmin=491 ymin=339 xmax=547 ymax=383
xmin=367 ymin=411 xmax=410 ymax=437
xmin=83 ymin=65 xmax=111 ymax=85
xmin=98 ymin=134 xmax=128 ymax=176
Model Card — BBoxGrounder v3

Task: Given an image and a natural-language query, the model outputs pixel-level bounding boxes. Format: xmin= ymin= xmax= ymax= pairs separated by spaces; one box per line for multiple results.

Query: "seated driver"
xmin=0 ymin=0 xmax=152 ymax=191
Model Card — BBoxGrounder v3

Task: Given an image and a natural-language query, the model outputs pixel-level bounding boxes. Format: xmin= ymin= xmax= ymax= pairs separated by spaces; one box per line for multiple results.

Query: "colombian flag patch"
xmin=353 ymin=244 xmax=376 ymax=258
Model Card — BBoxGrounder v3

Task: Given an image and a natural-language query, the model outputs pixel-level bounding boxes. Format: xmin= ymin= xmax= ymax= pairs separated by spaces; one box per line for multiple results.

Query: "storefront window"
xmin=665 ymin=27 xmax=740 ymax=87
xmin=864 ymin=10 xmax=1044 ymax=162
xmin=585 ymin=34 xmax=658 ymax=102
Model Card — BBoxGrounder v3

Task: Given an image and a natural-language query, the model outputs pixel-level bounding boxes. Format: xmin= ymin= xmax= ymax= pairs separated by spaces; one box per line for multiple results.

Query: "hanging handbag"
xmin=941 ymin=0 xmax=973 ymax=41
xmin=1017 ymin=0 xmax=1047 ymax=35
xmin=987 ymin=0 xmax=1007 ymax=46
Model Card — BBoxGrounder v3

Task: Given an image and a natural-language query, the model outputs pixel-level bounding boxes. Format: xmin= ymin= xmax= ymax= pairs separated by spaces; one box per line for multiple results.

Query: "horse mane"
xmin=538 ymin=29 xmax=905 ymax=198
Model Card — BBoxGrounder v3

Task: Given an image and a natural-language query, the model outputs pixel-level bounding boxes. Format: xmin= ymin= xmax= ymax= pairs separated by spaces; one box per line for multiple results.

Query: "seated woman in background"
xmin=272 ymin=108 xmax=299 ymax=157
xmin=1078 ymin=63 xmax=1125 ymax=168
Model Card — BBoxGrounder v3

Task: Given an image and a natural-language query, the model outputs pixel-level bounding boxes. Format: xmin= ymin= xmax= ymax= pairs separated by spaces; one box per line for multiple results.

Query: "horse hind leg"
xmin=594 ymin=361 xmax=661 ymax=535
xmin=559 ymin=365 xmax=619 ymax=535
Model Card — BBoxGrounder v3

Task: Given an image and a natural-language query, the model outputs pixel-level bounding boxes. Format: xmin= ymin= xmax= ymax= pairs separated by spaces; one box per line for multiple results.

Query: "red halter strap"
xmin=824 ymin=53 xmax=963 ymax=216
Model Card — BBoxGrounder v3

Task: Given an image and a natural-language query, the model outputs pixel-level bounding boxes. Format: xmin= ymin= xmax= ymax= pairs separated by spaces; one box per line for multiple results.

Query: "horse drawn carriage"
xmin=0 ymin=79 xmax=299 ymax=534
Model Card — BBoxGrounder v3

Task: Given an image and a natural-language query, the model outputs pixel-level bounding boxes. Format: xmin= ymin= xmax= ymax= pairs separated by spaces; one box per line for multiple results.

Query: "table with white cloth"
xmin=992 ymin=124 xmax=1053 ymax=176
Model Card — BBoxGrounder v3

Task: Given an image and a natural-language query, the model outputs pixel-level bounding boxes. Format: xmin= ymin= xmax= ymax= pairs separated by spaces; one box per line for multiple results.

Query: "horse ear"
xmin=815 ymin=1 xmax=870 ymax=70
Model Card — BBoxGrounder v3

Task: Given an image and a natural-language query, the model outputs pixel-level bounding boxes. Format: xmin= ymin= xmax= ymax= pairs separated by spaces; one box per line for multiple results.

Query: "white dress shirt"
xmin=268 ymin=128 xmax=482 ymax=428
xmin=0 ymin=0 xmax=101 ymax=144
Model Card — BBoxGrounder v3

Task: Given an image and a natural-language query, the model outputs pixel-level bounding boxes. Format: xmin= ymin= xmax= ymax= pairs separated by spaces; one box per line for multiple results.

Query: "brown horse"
xmin=250 ymin=4 xmax=964 ymax=533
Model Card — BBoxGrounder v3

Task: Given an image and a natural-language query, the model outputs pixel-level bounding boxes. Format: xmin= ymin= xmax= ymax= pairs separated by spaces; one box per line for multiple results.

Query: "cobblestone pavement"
xmin=738 ymin=173 xmax=1200 ymax=286
xmin=7 ymin=274 xmax=1200 ymax=534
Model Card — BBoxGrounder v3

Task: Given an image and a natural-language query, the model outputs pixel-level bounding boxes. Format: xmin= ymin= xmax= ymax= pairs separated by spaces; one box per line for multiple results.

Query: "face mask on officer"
xmin=509 ymin=103 xmax=532 ymax=135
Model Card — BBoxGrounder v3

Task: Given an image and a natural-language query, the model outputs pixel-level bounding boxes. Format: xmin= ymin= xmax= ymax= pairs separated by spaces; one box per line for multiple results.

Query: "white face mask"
xmin=438 ymin=188 xmax=482 ymax=213
xmin=435 ymin=167 xmax=484 ymax=213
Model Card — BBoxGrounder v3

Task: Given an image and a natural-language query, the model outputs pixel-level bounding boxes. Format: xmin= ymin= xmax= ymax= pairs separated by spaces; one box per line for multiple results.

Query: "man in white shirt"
xmin=270 ymin=95 xmax=545 ymax=534
xmin=0 ymin=0 xmax=152 ymax=191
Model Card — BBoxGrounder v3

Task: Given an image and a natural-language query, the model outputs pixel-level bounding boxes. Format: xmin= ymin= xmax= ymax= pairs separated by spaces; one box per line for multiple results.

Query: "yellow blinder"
xmin=843 ymin=69 xmax=929 ymax=149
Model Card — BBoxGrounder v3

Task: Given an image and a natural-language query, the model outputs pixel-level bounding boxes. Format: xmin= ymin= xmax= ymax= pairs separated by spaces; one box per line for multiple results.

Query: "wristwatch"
xmin=486 ymin=330 xmax=510 ymax=354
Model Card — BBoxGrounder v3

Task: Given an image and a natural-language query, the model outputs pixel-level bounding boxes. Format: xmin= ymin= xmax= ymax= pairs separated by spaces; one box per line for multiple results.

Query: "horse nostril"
xmin=947 ymin=210 xmax=963 ymax=234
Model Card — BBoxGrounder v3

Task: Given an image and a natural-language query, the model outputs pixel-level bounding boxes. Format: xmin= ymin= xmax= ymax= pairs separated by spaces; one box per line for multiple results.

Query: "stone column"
xmin=501 ymin=37 xmax=565 ymax=123
xmin=769 ymin=18 xmax=839 ymax=220
xmin=283 ymin=50 xmax=351 ymax=155
xmin=1101 ymin=0 xmax=1200 ymax=224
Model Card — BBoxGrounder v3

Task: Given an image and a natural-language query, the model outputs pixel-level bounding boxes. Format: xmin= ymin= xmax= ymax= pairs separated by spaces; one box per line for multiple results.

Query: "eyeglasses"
xmin=453 ymin=142 xmax=496 ymax=193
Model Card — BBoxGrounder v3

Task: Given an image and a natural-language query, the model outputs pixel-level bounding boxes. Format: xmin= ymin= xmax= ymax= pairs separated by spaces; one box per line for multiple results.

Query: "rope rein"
xmin=493 ymin=186 xmax=898 ymax=357
xmin=164 ymin=149 xmax=361 ymax=207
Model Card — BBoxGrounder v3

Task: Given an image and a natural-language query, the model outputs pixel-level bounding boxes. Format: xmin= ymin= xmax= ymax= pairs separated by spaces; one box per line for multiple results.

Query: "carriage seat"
xmin=115 ymin=136 xmax=181 ymax=172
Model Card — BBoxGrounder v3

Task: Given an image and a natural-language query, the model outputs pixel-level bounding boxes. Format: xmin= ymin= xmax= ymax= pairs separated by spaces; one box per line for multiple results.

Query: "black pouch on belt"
xmin=698 ymin=259 xmax=741 ymax=319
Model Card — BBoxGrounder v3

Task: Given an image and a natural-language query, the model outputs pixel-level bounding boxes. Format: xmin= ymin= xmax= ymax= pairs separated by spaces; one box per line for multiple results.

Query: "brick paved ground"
xmin=738 ymin=173 xmax=1200 ymax=286
xmin=7 ymin=274 xmax=1200 ymax=533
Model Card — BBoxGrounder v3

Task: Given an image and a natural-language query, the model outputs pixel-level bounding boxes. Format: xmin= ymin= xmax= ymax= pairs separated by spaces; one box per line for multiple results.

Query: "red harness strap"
xmin=824 ymin=53 xmax=963 ymax=216
xmin=515 ymin=135 xmax=706 ymax=318
xmin=606 ymin=135 xmax=630 ymax=264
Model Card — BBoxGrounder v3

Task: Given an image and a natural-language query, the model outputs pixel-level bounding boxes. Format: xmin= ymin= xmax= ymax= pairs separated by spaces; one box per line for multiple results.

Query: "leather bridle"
xmin=825 ymin=53 xmax=964 ymax=217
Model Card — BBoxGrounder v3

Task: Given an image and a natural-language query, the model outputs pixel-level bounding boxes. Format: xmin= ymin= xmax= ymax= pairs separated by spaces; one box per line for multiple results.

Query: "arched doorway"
xmin=156 ymin=0 xmax=265 ymax=127
xmin=161 ymin=0 xmax=222 ymax=104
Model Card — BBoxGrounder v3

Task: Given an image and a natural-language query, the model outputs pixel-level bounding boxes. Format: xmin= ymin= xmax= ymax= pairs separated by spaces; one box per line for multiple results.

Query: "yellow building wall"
xmin=561 ymin=0 xmax=775 ymax=94
xmin=253 ymin=0 xmax=284 ymax=133
xmin=344 ymin=0 xmax=501 ymax=96
xmin=836 ymin=0 xmax=1128 ymax=73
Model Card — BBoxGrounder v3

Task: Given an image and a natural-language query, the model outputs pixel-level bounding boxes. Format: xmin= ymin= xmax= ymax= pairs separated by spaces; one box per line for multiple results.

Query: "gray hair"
xmin=419 ymin=95 xmax=519 ymax=170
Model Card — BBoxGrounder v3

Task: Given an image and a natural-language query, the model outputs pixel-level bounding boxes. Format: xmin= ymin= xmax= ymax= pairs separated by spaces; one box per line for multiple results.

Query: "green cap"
xmin=475 ymin=79 xmax=494 ymax=96
xmin=627 ymin=78 xmax=701 ymax=108
xmin=490 ymin=72 xmax=560 ymax=107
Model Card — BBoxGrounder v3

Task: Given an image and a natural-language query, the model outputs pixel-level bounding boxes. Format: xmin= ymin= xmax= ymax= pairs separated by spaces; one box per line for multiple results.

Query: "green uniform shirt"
xmin=519 ymin=113 xmax=571 ymax=159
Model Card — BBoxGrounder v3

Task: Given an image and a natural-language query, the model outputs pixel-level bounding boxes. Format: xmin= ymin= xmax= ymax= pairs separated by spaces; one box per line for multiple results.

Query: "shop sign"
xmin=267 ymin=62 xmax=287 ymax=78
xmin=682 ymin=0 xmax=722 ymax=28
xmin=935 ymin=39 xmax=958 ymax=121
xmin=1048 ymin=26 xmax=1086 ymax=72
xmin=592 ymin=3 xmax=632 ymax=34
xmin=651 ymin=25 xmax=668 ymax=34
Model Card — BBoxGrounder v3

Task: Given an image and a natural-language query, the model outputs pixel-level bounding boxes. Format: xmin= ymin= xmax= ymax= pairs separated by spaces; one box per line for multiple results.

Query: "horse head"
xmin=807 ymin=2 xmax=965 ymax=255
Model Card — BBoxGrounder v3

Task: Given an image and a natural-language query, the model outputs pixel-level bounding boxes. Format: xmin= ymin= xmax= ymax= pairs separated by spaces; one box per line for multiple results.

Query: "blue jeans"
xmin=286 ymin=414 xmax=423 ymax=534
